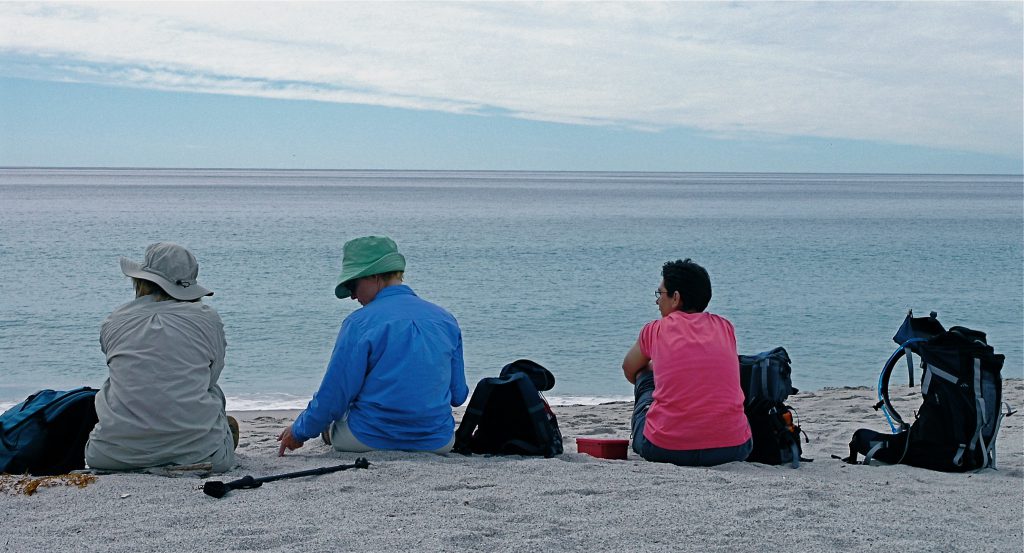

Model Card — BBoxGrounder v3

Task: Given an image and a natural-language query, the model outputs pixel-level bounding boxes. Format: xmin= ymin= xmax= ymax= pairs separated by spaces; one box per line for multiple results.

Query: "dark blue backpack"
xmin=0 ymin=387 xmax=99 ymax=475
xmin=738 ymin=348 xmax=808 ymax=468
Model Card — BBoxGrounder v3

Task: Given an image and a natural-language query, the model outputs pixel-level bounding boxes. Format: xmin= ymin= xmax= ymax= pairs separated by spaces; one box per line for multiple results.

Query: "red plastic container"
xmin=576 ymin=437 xmax=629 ymax=460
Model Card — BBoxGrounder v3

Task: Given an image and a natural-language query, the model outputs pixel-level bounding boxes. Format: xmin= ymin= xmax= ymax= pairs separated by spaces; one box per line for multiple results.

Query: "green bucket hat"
xmin=334 ymin=236 xmax=406 ymax=298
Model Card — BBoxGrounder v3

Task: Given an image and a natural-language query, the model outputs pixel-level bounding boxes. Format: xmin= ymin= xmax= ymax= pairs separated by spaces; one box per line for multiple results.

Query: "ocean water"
xmin=0 ymin=169 xmax=1021 ymax=410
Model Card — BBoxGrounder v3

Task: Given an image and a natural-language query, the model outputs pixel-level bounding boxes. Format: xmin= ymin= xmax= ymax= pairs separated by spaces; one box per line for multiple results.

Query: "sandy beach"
xmin=3 ymin=380 xmax=1021 ymax=553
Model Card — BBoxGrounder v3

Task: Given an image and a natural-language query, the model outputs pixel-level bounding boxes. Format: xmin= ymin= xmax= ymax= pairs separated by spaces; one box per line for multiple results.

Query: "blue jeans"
xmin=631 ymin=370 xmax=752 ymax=467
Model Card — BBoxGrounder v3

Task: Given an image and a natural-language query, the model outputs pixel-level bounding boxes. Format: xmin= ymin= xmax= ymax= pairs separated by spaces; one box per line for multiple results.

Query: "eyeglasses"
xmin=654 ymin=289 xmax=664 ymax=299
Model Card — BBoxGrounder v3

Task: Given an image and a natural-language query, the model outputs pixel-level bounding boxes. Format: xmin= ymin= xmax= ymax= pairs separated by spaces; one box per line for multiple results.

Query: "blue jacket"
xmin=292 ymin=285 xmax=469 ymax=450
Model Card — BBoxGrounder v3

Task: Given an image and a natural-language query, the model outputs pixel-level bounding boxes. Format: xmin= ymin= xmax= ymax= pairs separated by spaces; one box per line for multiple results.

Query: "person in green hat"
xmin=277 ymin=236 xmax=469 ymax=455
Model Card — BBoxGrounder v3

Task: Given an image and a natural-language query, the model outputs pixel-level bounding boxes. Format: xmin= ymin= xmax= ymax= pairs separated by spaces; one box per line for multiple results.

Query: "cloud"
xmin=1 ymin=2 xmax=1021 ymax=157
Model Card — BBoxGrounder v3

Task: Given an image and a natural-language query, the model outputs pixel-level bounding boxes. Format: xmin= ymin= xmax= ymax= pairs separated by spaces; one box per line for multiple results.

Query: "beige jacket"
xmin=85 ymin=295 xmax=234 ymax=472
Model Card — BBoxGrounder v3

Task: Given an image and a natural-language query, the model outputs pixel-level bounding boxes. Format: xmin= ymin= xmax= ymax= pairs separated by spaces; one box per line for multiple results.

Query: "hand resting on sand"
xmin=277 ymin=426 xmax=304 ymax=456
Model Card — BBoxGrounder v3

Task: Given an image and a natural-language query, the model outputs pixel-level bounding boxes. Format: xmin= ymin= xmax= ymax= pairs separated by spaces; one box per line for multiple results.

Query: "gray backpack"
xmin=738 ymin=347 xmax=807 ymax=467
xmin=738 ymin=347 xmax=797 ymax=404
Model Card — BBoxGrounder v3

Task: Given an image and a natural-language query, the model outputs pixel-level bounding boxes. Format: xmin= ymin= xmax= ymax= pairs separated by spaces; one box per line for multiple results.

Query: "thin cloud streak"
xmin=1 ymin=2 xmax=1021 ymax=157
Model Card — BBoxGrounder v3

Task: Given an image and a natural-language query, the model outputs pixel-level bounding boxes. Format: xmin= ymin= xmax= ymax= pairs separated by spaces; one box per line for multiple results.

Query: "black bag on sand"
xmin=844 ymin=312 xmax=1012 ymax=472
xmin=738 ymin=348 xmax=809 ymax=468
xmin=453 ymin=359 xmax=563 ymax=458
xmin=744 ymin=399 xmax=805 ymax=467
xmin=0 ymin=387 xmax=99 ymax=476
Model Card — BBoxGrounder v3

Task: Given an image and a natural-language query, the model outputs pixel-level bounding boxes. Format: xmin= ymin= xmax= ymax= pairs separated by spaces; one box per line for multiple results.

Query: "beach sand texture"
xmin=3 ymin=381 xmax=1022 ymax=553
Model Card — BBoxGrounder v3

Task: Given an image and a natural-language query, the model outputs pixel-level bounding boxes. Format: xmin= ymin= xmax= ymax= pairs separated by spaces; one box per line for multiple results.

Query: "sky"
xmin=0 ymin=2 xmax=1021 ymax=173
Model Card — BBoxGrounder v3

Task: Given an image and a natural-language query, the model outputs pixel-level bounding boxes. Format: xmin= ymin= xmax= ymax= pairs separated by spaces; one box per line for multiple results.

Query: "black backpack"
xmin=738 ymin=348 xmax=807 ymax=468
xmin=844 ymin=311 xmax=1011 ymax=472
xmin=0 ymin=387 xmax=99 ymax=476
xmin=453 ymin=359 xmax=563 ymax=458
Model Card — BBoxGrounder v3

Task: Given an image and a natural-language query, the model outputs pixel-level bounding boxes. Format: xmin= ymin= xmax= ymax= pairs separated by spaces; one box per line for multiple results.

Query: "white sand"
xmin=3 ymin=380 xmax=1021 ymax=553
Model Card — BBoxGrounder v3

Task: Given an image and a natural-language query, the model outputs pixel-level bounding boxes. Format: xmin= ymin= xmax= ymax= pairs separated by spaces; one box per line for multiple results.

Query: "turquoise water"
xmin=1 ymin=169 xmax=1021 ymax=409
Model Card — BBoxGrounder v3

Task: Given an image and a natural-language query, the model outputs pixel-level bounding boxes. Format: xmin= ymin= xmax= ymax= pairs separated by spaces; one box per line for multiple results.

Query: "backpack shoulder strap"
xmin=453 ymin=378 xmax=498 ymax=455
xmin=967 ymin=358 xmax=991 ymax=468
xmin=787 ymin=441 xmax=801 ymax=468
xmin=510 ymin=376 xmax=559 ymax=457
xmin=738 ymin=351 xmax=768 ymax=405
xmin=986 ymin=402 xmax=1015 ymax=469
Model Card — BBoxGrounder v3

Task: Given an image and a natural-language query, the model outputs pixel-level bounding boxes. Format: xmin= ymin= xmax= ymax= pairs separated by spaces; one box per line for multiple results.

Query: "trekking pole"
xmin=201 ymin=457 xmax=370 ymax=498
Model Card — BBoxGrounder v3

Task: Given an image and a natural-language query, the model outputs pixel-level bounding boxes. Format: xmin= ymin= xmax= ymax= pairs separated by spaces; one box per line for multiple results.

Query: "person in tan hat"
xmin=85 ymin=242 xmax=238 ymax=472
xmin=277 ymin=236 xmax=469 ymax=455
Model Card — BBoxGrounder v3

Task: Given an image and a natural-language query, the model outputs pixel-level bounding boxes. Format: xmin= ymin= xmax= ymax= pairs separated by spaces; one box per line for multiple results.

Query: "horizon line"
xmin=1 ymin=166 xmax=1021 ymax=178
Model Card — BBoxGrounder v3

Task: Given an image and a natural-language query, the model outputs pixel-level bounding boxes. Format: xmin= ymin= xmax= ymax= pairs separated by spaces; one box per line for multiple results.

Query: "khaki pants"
xmin=329 ymin=417 xmax=454 ymax=454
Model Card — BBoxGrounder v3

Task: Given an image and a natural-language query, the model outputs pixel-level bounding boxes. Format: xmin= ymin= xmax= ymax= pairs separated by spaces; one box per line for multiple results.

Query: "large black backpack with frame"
xmin=844 ymin=311 xmax=1011 ymax=472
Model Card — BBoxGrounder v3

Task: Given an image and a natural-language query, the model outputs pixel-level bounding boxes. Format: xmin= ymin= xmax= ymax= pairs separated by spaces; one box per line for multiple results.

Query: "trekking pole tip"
xmin=355 ymin=457 xmax=370 ymax=469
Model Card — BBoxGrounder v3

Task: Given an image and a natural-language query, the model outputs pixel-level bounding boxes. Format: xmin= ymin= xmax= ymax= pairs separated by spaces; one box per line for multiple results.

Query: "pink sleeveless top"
xmin=638 ymin=311 xmax=751 ymax=451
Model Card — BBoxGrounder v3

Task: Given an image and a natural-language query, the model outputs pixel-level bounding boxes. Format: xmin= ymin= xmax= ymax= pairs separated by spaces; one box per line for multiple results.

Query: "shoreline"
xmin=222 ymin=393 xmax=639 ymax=413
xmin=224 ymin=378 xmax=1024 ymax=412
xmin=1 ymin=379 xmax=1021 ymax=413
xmin=4 ymin=381 xmax=1021 ymax=552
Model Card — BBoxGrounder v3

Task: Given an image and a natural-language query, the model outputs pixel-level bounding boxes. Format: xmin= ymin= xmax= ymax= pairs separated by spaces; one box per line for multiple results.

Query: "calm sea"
xmin=1 ymin=169 xmax=1021 ymax=410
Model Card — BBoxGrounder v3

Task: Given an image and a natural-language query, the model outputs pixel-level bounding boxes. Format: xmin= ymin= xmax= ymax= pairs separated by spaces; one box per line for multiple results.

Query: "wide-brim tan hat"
xmin=120 ymin=242 xmax=213 ymax=301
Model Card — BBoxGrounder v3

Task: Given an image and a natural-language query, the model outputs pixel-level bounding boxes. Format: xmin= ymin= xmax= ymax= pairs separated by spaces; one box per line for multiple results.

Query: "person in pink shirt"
xmin=622 ymin=258 xmax=752 ymax=466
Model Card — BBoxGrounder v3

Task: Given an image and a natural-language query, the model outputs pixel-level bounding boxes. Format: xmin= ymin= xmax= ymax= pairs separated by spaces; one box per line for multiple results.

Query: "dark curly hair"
xmin=662 ymin=258 xmax=712 ymax=313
